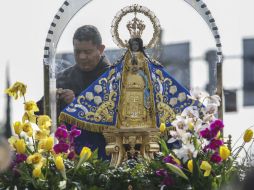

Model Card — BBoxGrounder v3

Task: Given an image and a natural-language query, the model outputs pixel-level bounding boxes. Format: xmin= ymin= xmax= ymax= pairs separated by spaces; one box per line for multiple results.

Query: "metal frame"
xmin=43 ymin=0 xmax=224 ymax=131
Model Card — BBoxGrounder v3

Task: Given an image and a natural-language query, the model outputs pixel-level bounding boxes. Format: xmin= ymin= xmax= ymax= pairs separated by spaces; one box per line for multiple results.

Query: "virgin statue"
xmin=59 ymin=4 xmax=200 ymax=161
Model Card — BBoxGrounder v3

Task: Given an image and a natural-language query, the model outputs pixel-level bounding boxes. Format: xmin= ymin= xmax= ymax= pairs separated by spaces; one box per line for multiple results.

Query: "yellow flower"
xmin=14 ymin=139 xmax=26 ymax=154
xmin=80 ymin=147 xmax=92 ymax=161
xmin=219 ymin=146 xmax=231 ymax=160
xmin=188 ymin=122 xmax=194 ymax=130
xmin=32 ymin=166 xmax=42 ymax=178
xmin=35 ymin=129 xmax=50 ymax=140
xmin=13 ymin=121 xmax=23 ymax=135
xmin=160 ymin=123 xmax=166 ymax=133
xmin=187 ymin=160 xmax=193 ymax=173
xmin=75 ymin=147 xmax=92 ymax=171
xmin=39 ymin=137 xmax=54 ymax=151
xmin=243 ymin=129 xmax=253 ymax=143
xmin=22 ymin=112 xmax=37 ymax=123
xmin=24 ymin=100 xmax=39 ymax=114
xmin=22 ymin=122 xmax=33 ymax=137
xmin=55 ymin=156 xmax=65 ymax=171
xmin=4 ymin=81 xmax=27 ymax=99
xmin=37 ymin=115 xmax=51 ymax=130
xmin=200 ymin=161 xmax=211 ymax=177
xmin=27 ymin=153 xmax=43 ymax=165
xmin=8 ymin=136 xmax=18 ymax=147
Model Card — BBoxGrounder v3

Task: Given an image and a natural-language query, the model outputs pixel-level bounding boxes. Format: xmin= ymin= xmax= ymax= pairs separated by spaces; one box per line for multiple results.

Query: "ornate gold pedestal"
xmin=103 ymin=127 xmax=160 ymax=167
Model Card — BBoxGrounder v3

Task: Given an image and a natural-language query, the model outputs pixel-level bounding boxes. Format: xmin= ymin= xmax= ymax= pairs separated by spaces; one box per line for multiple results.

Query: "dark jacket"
xmin=37 ymin=56 xmax=110 ymax=159
xmin=37 ymin=56 xmax=109 ymax=115
xmin=57 ymin=56 xmax=110 ymax=112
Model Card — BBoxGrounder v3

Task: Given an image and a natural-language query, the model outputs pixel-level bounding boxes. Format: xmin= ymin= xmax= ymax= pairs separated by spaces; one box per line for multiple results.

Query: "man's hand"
xmin=57 ymin=88 xmax=75 ymax=104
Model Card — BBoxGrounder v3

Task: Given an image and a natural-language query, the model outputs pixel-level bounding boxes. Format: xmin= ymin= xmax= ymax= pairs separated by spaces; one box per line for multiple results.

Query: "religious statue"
xmin=59 ymin=4 xmax=200 ymax=166
xmin=118 ymin=37 xmax=154 ymax=129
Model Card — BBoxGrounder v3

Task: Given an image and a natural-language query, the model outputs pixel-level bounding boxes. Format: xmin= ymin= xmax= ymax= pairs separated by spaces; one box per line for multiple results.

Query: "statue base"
xmin=103 ymin=127 xmax=160 ymax=167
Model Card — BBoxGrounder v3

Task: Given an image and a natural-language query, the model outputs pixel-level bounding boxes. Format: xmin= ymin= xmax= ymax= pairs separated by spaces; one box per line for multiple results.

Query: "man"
xmin=38 ymin=25 xmax=110 ymax=159
xmin=57 ymin=25 xmax=109 ymax=111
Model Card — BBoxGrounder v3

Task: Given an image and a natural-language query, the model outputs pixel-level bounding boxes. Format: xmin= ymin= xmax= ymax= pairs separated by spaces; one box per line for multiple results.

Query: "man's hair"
xmin=73 ymin=25 xmax=102 ymax=45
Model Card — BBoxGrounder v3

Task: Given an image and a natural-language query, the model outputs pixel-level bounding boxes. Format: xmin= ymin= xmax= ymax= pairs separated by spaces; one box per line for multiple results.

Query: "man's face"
xmin=73 ymin=40 xmax=105 ymax=72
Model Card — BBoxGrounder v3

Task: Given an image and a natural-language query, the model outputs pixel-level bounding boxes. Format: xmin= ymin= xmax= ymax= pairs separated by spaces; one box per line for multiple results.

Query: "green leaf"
xmin=159 ymin=139 xmax=169 ymax=155
xmin=165 ymin=163 xmax=188 ymax=180
xmin=192 ymin=158 xmax=201 ymax=179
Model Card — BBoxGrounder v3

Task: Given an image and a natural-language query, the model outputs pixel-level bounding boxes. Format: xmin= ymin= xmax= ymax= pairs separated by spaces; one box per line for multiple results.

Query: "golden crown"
xmin=127 ymin=14 xmax=146 ymax=38
xmin=111 ymin=4 xmax=161 ymax=48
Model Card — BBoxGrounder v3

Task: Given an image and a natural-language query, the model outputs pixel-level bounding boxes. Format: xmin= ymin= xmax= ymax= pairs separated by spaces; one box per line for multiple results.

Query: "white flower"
xmin=207 ymin=94 xmax=221 ymax=106
xmin=58 ymin=180 xmax=66 ymax=190
xmin=173 ymin=143 xmax=198 ymax=163
xmin=169 ymin=85 xmax=177 ymax=94
xmin=181 ymin=106 xmax=199 ymax=119
xmin=171 ymin=116 xmax=186 ymax=129
xmin=168 ymin=130 xmax=191 ymax=144
xmin=94 ymin=85 xmax=102 ymax=94
xmin=202 ymin=103 xmax=218 ymax=115
xmin=188 ymin=88 xmax=208 ymax=101
xmin=94 ymin=96 xmax=102 ymax=105
xmin=169 ymin=98 xmax=178 ymax=106
xmin=85 ymin=92 xmax=94 ymax=101
xmin=203 ymin=114 xmax=216 ymax=123
xmin=178 ymin=92 xmax=186 ymax=102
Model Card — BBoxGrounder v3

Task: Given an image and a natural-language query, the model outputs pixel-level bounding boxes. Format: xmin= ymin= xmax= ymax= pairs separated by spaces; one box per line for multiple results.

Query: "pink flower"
xmin=67 ymin=151 xmax=76 ymax=160
xmin=200 ymin=128 xmax=215 ymax=140
xmin=55 ymin=126 xmax=68 ymax=141
xmin=208 ymin=139 xmax=223 ymax=150
xmin=69 ymin=125 xmax=81 ymax=142
xmin=211 ymin=152 xmax=222 ymax=163
xmin=210 ymin=119 xmax=224 ymax=134
xmin=53 ymin=143 xmax=69 ymax=154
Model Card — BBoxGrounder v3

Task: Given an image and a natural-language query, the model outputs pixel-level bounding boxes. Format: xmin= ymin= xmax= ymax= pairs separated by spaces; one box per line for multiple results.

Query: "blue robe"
xmin=59 ymin=52 xmax=200 ymax=159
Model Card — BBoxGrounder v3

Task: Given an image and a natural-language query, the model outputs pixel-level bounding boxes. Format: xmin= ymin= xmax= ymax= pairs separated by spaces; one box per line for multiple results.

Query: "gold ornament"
xmin=111 ymin=4 xmax=161 ymax=48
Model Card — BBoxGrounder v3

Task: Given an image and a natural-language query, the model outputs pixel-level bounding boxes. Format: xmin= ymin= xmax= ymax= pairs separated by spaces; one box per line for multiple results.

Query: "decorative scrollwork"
xmin=111 ymin=4 xmax=161 ymax=48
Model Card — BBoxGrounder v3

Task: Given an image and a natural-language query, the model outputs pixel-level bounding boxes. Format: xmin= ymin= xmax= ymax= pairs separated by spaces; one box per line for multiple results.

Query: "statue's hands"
xmin=57 ymin=88 xmax=75 ymax=104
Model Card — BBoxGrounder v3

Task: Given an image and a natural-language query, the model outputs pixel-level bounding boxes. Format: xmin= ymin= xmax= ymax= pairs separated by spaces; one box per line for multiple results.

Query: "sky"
xmin=0 ymin=0 xmax=254 ymax=147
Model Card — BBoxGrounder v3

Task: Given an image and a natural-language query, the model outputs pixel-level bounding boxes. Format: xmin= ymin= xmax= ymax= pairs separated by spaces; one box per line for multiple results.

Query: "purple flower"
xmin=162 ymin=175 xmax=174 ymax=186
xmin=59 ymin=124 xmax=67 ymax=129
xmin=200 ymin=128 xmax=214 ymax=140
xmin=53 ymin=142 xmax=69 ymax=154
xmin=208 ymin=139 xmax=223 ymax=150
xmin=67 ymin=151 xmax=76 ymax=160
xmin=55 ymin=126 xmax=68 ymax=141
xmin=156 ymin=169 xmax=168 ymax=177
xmin=211 ymin=152 xmax=222 ymax=163
xmin=163 ymin=155 xmax=181 ymax=167
xmin=210 ymin=119 xmax=224 ymax=134
xmin=15 ymin=153 xmax=27 ymax=164
xmin=69 ymin=125 xmax=81 ymax=142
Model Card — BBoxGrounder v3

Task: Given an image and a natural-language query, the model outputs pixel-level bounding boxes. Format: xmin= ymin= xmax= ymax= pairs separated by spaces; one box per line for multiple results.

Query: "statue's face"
xmin=131 ymin=41 xmax=140 ymax=52
xmin=73 ymin=40 xmax=105 ymax=72
xmin=131 ymin=64 xmax=139 ymax=73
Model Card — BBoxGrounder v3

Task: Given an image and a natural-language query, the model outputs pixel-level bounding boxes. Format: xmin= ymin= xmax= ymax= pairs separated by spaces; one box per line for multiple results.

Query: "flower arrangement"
xmin=1 ymin=82 xmax=93 ymax=189
xmin=0 ymin=83 xmax=253 ymax=190
xmin=156 ymin=89 xmax=254 ymax=189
